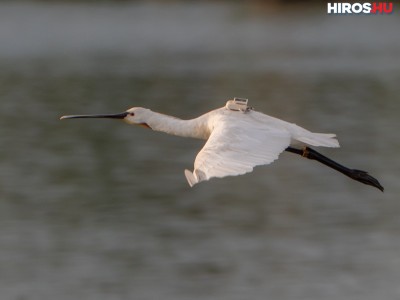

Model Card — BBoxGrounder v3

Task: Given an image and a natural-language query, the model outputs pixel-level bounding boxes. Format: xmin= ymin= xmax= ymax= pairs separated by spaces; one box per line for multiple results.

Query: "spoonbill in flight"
xmin=60 ymin=98 xmax=383 ymax=191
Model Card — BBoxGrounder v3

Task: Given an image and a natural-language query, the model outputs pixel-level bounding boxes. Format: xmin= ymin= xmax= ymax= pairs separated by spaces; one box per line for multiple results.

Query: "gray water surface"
xmin=0 ymin=2 xmax=399 ymax=300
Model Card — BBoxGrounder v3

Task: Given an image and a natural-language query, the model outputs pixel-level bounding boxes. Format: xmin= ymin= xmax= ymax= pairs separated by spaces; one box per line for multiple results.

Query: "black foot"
xmin=347 ymin=169 xmax=384 ymax=192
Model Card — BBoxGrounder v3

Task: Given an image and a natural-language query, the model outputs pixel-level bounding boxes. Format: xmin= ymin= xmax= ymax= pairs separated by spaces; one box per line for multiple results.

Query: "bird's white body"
xmin=123 ymin=100 xmax=339 ymax=187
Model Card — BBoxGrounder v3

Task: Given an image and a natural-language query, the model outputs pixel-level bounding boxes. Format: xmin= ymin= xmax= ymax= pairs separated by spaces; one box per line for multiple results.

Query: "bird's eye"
xmin=129 ymin=112 xmax=135 ymax=116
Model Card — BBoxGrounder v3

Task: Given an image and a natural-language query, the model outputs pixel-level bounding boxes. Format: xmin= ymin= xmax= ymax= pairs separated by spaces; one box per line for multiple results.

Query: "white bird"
xmin=60 ymin=98 xmax=383 ymax=191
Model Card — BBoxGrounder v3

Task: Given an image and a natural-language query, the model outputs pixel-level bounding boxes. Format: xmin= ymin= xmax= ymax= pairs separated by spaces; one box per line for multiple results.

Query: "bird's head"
xmin=60 ymin=107 xmax=152 ymax=129
xmin=124 ymin=107 xmax=152 ymax=128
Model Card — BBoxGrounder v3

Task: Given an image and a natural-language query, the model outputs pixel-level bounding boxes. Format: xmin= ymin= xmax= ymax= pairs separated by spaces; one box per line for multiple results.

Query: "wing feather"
xmin=184 ymin=112 xmax=291 ymax=186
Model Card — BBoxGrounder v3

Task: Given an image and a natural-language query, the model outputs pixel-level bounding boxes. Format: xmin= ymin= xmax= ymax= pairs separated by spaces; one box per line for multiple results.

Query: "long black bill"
xmin=285 ymin=146 xmax=384 ymax=192
xmin=60 ymin=112 xmax=128 ymax=120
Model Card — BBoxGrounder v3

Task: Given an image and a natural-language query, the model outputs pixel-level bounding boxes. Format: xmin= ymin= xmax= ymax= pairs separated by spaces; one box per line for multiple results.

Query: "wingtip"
xmin=184 ymin=169 xmax=197 ymax=187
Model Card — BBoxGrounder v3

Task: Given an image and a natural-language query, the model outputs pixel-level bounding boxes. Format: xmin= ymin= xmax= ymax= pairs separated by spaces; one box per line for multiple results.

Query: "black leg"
xmin=285 ymin=146 xmax=384 ymax=192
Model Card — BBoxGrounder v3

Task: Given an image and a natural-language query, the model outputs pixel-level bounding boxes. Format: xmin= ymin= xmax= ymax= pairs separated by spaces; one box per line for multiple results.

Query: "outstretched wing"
xmin=184 ymin=112 xmax=291 ymax=187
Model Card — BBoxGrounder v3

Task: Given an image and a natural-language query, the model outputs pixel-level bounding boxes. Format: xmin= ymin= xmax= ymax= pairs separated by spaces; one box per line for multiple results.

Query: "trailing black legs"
xmin=285 ymin=146 xmax=384 ymax=192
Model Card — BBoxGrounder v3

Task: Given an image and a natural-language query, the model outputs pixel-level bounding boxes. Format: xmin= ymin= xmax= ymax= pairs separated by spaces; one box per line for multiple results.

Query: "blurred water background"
xmin=0 ymin=1 xmax=399 ymax=299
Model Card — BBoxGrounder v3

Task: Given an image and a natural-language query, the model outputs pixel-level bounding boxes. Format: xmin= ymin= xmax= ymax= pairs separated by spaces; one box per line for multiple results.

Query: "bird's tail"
xmin=296 ymin=132 xmax=340 ymax=148
xmin=287 ymin=122 xmax=340 ymax=148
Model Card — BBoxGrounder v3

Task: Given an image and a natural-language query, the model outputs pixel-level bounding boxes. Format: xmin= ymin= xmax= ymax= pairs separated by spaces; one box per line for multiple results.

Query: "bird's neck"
xmin=145 ymin=110 xmax=211 ymax=140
